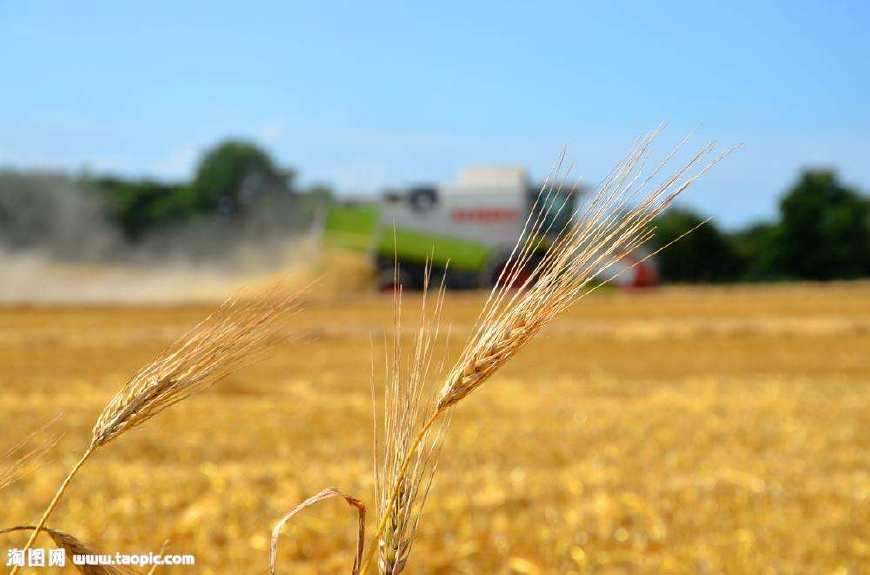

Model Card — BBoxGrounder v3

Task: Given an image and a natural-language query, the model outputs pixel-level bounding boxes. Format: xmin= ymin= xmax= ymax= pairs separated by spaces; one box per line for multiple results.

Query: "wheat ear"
xmin=11 ymin=281 xmax=302 ymax=574
xmin=375 ymin=265 xmax=448 ymax=574
xmin=359 ymin=128 xmax=735 ymax=573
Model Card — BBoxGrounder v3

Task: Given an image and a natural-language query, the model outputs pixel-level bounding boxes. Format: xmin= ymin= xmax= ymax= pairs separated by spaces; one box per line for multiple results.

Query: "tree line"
xmin=653 ymin=170 xmax=870 ymax=282
xmin=0 ymin=139 xmax=331 ymax=260
xmin=93 ymin=140 xmax=312 ymax=240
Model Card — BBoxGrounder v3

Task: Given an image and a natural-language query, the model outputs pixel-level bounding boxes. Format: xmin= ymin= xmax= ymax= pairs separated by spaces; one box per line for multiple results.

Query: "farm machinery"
xmin=324 ymin=166 xmax=658 ymax=290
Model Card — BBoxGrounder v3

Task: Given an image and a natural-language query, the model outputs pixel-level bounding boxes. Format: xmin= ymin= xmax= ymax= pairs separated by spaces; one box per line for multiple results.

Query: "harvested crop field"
xmin=1 ymin=283 xmax=868 ymax=573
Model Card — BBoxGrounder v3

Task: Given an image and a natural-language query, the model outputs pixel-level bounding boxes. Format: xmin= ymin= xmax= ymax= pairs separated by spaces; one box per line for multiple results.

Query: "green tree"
xmin=779 ymin=170 xmax=870 ymax=280
xmin=93 ymin=177 xmax=195 ymax=240
xmin=91 ymin=140 xmax=298 ymax=240
xmin=731 ymin=221 xmax=785 ymax=281
xmin=653 ymin=207 xmax=744 ymax=283
xmin=191 ymin=140 xmax=294 ymax=215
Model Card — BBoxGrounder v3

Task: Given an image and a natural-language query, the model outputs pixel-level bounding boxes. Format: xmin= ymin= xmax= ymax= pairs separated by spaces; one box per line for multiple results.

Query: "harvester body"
xmin=325 ymin=166 xmax=657 ymax=290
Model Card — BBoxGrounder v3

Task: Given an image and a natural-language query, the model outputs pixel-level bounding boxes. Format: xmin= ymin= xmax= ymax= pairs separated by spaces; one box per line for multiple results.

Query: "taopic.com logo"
xmin=6 ymin=547 xmax=195 ymax=569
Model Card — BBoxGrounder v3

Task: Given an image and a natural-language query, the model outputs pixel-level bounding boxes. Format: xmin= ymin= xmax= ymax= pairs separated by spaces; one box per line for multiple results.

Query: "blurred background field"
xmin=1 ymin=281 xmax=868 ymax=573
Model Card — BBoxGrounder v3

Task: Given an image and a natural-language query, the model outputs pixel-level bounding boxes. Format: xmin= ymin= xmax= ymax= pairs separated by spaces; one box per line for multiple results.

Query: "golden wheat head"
xmin=375 ymin=267 xmax=448 ymax=574
xmin=436 ymin=128 xmax=735 ymax=411
xmin=359 ymin=128 xmax=735 ymax=574
xmin=92 ymin=281 xmax=301 ymax=447
xmin=11 ymin=280 xmax=303 ymax=574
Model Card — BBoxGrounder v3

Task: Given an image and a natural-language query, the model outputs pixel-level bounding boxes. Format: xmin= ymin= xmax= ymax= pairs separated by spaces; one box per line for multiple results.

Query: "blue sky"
xmin=2 ymin=1 xmax=867 ymax=227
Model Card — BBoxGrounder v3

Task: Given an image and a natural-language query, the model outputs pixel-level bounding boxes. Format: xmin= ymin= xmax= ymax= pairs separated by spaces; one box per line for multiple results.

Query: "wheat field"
xmin=1 ymin=283 xmax=868 ymax=573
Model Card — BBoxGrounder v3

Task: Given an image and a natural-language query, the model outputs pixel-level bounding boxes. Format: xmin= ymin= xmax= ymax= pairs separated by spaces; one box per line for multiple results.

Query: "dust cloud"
xmin=0 ymin=170 xmax=370 ymax=303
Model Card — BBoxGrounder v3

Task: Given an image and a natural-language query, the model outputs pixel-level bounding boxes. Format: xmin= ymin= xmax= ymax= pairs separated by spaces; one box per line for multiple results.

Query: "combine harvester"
xmin=325 ymin=166 xmax=658 ymax=291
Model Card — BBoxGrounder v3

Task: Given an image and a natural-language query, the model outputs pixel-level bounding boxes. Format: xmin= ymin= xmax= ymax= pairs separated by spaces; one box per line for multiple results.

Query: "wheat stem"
xmin=10 ymin=444 xmax=95 ymax=575
xmin=361 ymin=411 xmax=439 ymax=575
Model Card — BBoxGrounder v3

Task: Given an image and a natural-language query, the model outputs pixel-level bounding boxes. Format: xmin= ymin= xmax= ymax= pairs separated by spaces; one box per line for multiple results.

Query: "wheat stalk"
xmin=10 ymin=281 xmax=303 ymax=574
xmin=374 ymin=265 xmax=449 ymax=574
xmin=358 ymin=128 xmax=736 ymax=573
xmin=272 ymin=265 xmax=447 ymax=575
xmin=270 ymin=487 xmax=366 ymax=575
